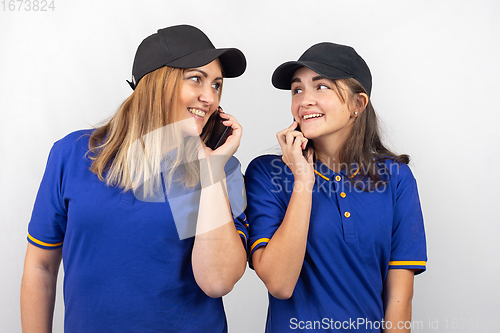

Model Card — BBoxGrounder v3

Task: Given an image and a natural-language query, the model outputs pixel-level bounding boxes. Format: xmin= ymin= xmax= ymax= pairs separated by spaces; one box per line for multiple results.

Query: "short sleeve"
xmin=225 ymin=157 xmax=249 ymax=251
xmin=244 ymin=156 xmax=289 ymax=266
xmin=27 ymin=141 xmax=68 ymax=249
xmin=389 ymin=164 xmax=427 ymax=274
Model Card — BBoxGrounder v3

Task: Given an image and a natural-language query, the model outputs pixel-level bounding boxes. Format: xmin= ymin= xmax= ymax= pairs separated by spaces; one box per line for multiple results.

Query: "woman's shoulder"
xmin=377 ymin=157 xmax=416 ymax=186
xmin=246 ymin=154 xmax=284 ymax=172
xmin=49 ymin=129 xmax=95 ymax=159
xmin=245 ymin=154 xmax=289 ymax=182
xmin=53 ymin=129 xmax=94 ymax=148
xmin=38 ymin=129 xmax=96 ymax=176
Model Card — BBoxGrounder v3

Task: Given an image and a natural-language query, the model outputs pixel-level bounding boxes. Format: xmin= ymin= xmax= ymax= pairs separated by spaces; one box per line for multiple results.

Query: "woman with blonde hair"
xmin=21 ymin=25 xmax=248 ymax=332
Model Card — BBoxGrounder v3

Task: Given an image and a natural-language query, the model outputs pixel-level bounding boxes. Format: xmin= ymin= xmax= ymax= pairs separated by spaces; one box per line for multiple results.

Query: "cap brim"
xmin=272 ymin=60 xmax=353 ymax=90
xmin=167 ymin=48 xmax=246 ymax=78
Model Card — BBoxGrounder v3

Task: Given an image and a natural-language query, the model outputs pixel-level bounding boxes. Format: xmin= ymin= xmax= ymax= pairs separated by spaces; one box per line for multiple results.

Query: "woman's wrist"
xmin=199 ymin=156 xmax=227 ymax=187
xmin=293 ymin=177 xmax=315 ymax=193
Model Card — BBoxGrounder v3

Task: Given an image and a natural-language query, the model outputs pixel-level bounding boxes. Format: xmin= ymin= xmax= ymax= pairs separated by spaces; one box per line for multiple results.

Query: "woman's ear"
xmin=350 ymin=93 xmax=369 ymax=117
xmin=357 ymin=93 xmax=369 ymax=112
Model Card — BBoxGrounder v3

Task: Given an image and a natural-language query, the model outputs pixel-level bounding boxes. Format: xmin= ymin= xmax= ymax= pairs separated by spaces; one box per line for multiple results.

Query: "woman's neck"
xmin=313 ymin=137 xmax=346 ymax=174
xmin=311 ymin=121 xmax=355 ymax=173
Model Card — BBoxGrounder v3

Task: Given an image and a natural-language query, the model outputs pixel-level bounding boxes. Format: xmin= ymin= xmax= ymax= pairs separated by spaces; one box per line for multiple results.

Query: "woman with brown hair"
xmin=21 ymin=25 xmax=248 ymax=332
xmin=245 ymin=42 xmax=427 ymax=332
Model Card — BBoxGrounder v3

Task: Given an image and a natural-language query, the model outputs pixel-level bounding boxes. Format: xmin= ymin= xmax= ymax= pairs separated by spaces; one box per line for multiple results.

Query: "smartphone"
xmin=201 ymin=106 xmax=232 ymax=150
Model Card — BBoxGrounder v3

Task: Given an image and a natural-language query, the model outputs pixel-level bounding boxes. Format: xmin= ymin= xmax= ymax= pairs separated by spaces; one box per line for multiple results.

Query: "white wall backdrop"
xmin=1 ymin=0 xmax=499 ymax=332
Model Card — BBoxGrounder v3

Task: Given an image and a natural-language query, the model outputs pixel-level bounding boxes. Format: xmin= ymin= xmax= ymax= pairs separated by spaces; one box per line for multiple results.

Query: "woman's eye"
xmin=292 ymin=87 xmax=302 ymax=95
xmin=212 ymin=82 xmax=221 ymax=91
xmin=189 ymin=76 xmax=201 ymax=83
xmin=318 ymin=84 xmax=329 ymax=90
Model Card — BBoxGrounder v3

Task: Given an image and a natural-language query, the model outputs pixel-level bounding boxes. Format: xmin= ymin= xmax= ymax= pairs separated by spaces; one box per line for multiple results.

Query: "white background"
xmin=1 ymin=0 xmax=499 ymax=332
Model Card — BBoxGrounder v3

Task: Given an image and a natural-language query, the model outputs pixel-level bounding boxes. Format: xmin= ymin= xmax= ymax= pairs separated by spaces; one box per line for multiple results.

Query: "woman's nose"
xmin=300 ymin=89 xmax=316 ymax=108
xmin=198 ymin=85 xmax=216 ymax=106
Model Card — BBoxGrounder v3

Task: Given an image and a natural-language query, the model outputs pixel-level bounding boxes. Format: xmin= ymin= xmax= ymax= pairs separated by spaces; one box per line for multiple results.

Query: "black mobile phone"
xmin=201 ymin=106 xmax=231 ymax=150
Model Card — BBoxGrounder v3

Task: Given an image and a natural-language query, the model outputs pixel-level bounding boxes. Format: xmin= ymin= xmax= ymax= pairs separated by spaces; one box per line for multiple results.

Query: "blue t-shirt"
xmin=245 ymin=155 xmax=427 ymax=333
xmin=27 ymin=129 xmax=248 ymax=333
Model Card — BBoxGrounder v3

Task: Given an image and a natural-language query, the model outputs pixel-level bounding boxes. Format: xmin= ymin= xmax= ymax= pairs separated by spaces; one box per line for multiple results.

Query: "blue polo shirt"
xmin=27 ymin=129 xmax=248 ymax=333
xmin=245 ymin=155 xmax=427 ymax=332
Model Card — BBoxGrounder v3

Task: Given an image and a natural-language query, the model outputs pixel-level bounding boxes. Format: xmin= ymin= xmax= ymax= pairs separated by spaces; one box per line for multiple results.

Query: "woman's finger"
xmin=276 ymin=122 xmax=298 ymax=142
xmin=284 ymin=129 xmax=304 ymax=148
xmin=278 ymin=127 xmax=303 ymax=144
xmin=301 ymin=138 xmax=308 ymax=150
xmin=220 ymin=112 xmax=242 ymax=136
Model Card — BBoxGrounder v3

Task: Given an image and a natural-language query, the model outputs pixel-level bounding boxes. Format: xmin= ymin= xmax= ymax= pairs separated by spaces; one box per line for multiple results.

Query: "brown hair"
xmin=330 ymin=78 xmax=409 ymax=188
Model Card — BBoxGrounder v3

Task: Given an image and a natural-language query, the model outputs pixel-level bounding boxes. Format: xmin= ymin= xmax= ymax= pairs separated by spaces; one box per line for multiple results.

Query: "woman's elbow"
xmin=254 ymin=263 xmax=296 ymax=299
xmin=193 ymin=256 xmax=246 ymax=298
xmin=198 ymin=279 xmax=235 ymax=298
xmin=270 ymin=288 xmax=294 ymax=300
xmin=266 ymin=280 xmax=295 ymax=300
xmin=196 ymin=267 xmax=245 ymax=298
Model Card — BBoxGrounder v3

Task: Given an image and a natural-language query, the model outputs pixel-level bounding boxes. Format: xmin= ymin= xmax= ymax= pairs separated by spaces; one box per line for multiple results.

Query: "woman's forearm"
xmin=21 ymin=244 xmax=62 ymax=333
xmin=252 ymin=178 xmax=313 ymax=300
xmin=383 ymin=269 xmax=415 ymax=332
xmin=191 ymin=162 xmax=247 ymax=298
xmin=383 ymin=297 xmax=412 ymax=332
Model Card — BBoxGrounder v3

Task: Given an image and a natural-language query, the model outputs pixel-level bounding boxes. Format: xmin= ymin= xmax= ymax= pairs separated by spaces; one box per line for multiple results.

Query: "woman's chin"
xmin=300 ymin=129 xmax=315 ymax=140
xmin=178 ymin=119 xmax=203 ymax=138
xmin=181 ymin=128 xmax=202 ymax=138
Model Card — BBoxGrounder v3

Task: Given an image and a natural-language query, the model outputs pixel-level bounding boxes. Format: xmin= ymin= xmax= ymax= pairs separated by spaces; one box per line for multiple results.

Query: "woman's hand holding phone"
xmin=204 ymin=107 xmax=232 ymax=150
xmin=277 ymin=121 xmax=314 ymax=184
xmin=199 ymin=107 xmax=242 ymax=167
xmin=210 ymin=110 xmax=242 ymax=156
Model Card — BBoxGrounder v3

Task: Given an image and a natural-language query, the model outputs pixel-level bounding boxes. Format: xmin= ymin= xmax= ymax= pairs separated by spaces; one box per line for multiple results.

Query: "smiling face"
xmin=176 ymin=59 xmax=223 ymax=136
xmin=291 ymin=67 xmax=356 ymax=145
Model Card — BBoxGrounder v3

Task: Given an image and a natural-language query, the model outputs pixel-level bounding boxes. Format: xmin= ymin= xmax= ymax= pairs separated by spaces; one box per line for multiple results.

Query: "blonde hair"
xmin=88 ymin=65 xmax=222 ymax=199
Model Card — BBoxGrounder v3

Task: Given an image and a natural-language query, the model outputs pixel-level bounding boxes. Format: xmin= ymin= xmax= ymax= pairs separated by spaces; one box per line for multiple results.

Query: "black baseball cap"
xmin=272 ymin=42 xmax=372 ymax=96
xmin=127 ymin=25 xmax=246 ymax=90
